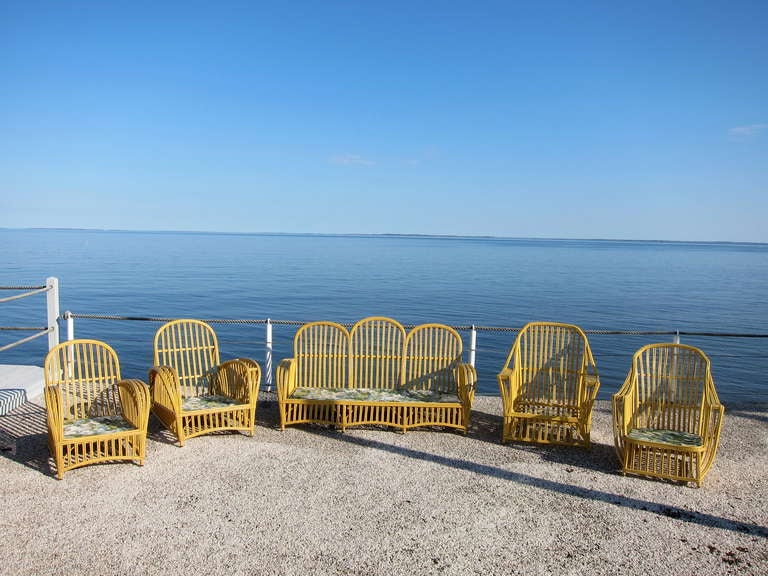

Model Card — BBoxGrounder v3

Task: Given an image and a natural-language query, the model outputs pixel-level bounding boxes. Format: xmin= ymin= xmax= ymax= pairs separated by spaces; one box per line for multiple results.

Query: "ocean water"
xmin=2 ymin=228 xmax=767 ymax=403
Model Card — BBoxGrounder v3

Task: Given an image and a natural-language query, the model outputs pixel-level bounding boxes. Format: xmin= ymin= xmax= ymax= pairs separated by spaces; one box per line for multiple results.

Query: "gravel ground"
xmin=1 ymin=395 xmax=766 ymax=576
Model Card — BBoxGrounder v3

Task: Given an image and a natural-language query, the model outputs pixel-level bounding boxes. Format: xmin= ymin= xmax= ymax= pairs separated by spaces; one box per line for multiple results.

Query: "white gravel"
xmin=1 ymin=396 xmax=766 ymax=576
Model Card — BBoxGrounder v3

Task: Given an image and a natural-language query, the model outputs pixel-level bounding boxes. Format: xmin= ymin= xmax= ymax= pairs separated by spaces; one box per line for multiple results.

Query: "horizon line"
xmin=2 ymin=226 xmax=767 ymax=247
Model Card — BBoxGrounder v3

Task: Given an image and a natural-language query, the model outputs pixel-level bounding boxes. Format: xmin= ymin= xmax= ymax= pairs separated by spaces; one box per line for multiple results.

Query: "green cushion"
xmin=63 ymin=415 xmax=136 ymax=439
xmin=627 ymin=428 xmax=703 ymax=447
xmin=182 ymin=394 xmax=241 ymax=412
xmin=290 ymin=387 xmax=460 ymax=404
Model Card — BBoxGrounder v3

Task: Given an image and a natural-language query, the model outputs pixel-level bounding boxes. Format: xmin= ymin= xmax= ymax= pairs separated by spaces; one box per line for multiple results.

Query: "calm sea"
xmin=2 ymin=228 xmax=767 ymax=403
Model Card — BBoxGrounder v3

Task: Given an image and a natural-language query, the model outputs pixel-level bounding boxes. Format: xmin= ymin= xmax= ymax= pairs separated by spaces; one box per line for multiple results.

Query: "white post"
xmin=469 ymin=325 xmax=477 ymax=368
xmin=265 ymin=319 xmax=273 ymax=392
xmin=673 ymin=331 xmax=680 ymax=345
xmin=46 ymin=277 xmax=60 ymax=350
xmin=65 ymin=311 xmax=74 ymax=341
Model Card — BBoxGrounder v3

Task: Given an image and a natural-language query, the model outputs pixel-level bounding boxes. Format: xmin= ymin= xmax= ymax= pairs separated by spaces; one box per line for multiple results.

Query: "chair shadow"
xmin=300 ymin=420 xmax=768 ymax=539
xmin=0 ymin=402 xmax=55 ymax=478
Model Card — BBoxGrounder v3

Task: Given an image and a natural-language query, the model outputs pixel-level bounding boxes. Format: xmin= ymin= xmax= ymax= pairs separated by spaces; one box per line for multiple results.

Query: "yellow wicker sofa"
xmin=277 ymin=317 xmax=477 ymax=432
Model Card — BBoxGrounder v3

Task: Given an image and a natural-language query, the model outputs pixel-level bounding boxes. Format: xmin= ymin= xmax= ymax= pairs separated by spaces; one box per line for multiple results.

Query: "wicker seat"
xmin=149 ymin=319 xmax=261 ymax=446
xmin=613 ymin=343 xmax=724 ymax=486
xmin=44 ymin=339 xmax=150 ymax=479
xmin=497 ymin=322 xmax=600 ymax=447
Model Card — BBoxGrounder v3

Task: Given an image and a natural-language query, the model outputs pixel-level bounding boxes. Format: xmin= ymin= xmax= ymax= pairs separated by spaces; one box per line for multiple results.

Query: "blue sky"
xmin=1 ymin=1 xmax=766 ymax=241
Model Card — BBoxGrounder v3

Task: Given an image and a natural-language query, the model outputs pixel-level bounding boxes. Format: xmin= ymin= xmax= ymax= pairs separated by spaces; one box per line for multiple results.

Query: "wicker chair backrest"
xmin=631 ymin=344 xmax=709 ymax=435
xmin=154 ymin=319 xmax=221 ymax=398
xmin=44 ymin=339 xmax=123 ymax=421
xmin=513 ymin=323 xmax=589 ymax=408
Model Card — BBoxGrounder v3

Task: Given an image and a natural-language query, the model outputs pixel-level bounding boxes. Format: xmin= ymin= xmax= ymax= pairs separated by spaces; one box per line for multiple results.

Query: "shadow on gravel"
xmin=0 ymin=402 xmax=53 ymax=477
xmin=309 ymin=428 xmax=768 ymax=539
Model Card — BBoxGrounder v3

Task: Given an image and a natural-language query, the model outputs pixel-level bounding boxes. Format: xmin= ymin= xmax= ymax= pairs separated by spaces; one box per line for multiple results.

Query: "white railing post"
xmin=673 ymin=330 xmax=680 ymax=345
xmin=65 ymin=311 xmax=75 ymax=341
xmin=265 ymin=319 xmax=273 ymax=392
xmin=46 ymin=276 xmax=60 ymax=350
xmin=469 ymin=325 xmax=477 ymax=368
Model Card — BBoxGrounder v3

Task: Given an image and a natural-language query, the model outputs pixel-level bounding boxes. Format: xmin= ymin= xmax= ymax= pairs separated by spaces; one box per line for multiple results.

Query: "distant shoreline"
xmin=3 ymin=227 xmax=767 ymax=247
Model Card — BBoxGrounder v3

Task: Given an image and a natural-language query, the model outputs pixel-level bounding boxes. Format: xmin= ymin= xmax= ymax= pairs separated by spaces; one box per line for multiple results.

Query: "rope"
xmin=64 ymin=313 xmax=768 ymax=338
xmin=0 ymin=285 xmax=47 ymax=290
xmin=0 ymin=328 xmax=52 ymax=353
xmin=0 ymin=326 xmax=48 ymax=331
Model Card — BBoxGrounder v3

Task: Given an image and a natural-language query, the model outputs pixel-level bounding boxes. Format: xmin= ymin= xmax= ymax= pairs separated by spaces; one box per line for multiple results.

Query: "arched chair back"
xmin=403 ymin=324 xmax=463 ymax=394
xmin=153 ymin=319 xmax=220 ymax=398
xmin=350 ymin=317 xmax=406 ymax=389
xmin=293 ymin=321 xmax=350 ymax=390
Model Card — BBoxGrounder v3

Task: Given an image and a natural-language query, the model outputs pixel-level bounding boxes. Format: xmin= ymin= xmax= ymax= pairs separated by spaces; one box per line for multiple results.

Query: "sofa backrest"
xmin=350 ymin=317 xmax=406 ymax=389
xmin=293 ymin=321 xmax=350 ymax=389
xmin=403 ymin=324 xmax=463 ymax=394
xmin=291 ymin=317 xmax=466 ymax=392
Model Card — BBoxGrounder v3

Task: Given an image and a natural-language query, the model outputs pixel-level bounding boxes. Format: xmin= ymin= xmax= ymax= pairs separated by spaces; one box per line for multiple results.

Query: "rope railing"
xmin=0 ymin=280 xmax=60 ymax=353
xmin=0 ymin=328 xmax=53 ymax=353
xmin=0 ymin=286 xmax=51 ymax=304
xmin=64 ymin=312 xmax=768 ymax=338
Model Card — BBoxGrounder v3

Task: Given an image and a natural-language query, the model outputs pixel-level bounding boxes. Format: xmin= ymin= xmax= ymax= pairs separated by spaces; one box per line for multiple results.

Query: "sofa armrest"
xmin=276 ymin=359 xmax=297 ymax=402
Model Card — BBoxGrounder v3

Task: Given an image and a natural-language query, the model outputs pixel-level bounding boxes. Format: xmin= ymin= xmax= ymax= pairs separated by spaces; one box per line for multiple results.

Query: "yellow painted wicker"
xmin=277 ymin=317 xmax=476 ymax=432
xmin=613 ymin=343 xmax=724 ymax=486
xmin=498 ymin=322 xmax=600 ymax=447
xmin=149 ymin=319 xmax=261 ymax=446
xmin=44 ymin=339 xmax=150 ymax=479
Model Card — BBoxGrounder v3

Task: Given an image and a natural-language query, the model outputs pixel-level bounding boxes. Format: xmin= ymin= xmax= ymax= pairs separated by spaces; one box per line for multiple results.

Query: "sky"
xmin=1 ymin=1 xmax=767 ymax=242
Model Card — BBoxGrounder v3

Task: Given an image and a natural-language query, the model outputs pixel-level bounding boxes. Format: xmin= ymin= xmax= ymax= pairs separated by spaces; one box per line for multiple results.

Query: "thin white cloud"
xmin=728 ymin=123 xmax=768 ymax=140
xmin=329 ymin=154 xmax=375 ymax=166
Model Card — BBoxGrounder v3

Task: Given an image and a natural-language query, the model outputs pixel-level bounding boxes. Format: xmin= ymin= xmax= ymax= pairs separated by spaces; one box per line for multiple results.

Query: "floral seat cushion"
xmin=63 ymin=415 xmax=136 ymax=439
xmin=290 ymin=387 xmax=460 ymax=404
xmin=627 ymin=428 xmax=703 ymax=448
xmin=182 ymin=394 xmax=242 ymax=412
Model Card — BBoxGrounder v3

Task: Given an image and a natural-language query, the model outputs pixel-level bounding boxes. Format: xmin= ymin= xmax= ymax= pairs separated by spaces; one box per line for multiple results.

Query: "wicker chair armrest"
xmin=117 ymin=379 xmax=151 ymax=431
xmin=612 ymin=373 xmax=636 ymax=454
xmin=582 ymin=373 xmax=601 ymax=406
xmin=456 ymin=363 xmax=477 ymax=408
xmin=148 ymin=365 xmax=182 ymax=414
xmin=276 ymin=359 xmax=296 ymax=401
xmin=210 ymin=358 xmax=261 ymax=405
xmin=497 ymin=367 xmax=519 ymax=413
xmin=44 ymin=385 xmax=64 ymax=440
xmin=701 ymin=401 xmax=725 ymax=441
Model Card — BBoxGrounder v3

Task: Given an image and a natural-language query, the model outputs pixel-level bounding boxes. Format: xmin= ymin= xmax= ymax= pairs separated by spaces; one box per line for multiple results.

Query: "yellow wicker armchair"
xmin=613 ymin=343 xmax=724 ymax=486
xmin=149 ymin=319 xmax=261 ymax=446
xmin=498 ymin=322 xmax=600 ymax=447
xmin=44 ymin=339 xmax=150 ymax=479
